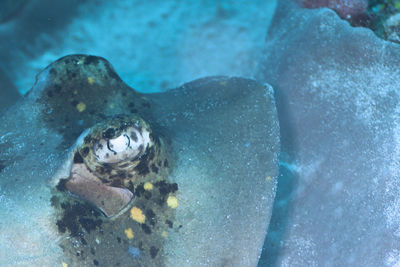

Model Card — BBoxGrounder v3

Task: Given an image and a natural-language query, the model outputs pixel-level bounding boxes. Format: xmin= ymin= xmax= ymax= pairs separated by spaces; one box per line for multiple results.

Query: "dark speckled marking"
xmin=134 ymin=148 xmax=151 ymax=175
xmin=134 ymin=161 xmax=150 ymax=175
xmin=103 ymin=128 xmax=115 ymax=139
xmin=155 ymin=181 xmax=178 ymax=196
xmin=103 ymin=164 xmax=113 ymax=173
xmin=81 ymin=147 xmax=90 ymax=157
xmin=105 ymin=63 xmax=122 ymax=82
xmin=130 ymin=131 xmax=138 ymax=142
xmin=141 ymin=224 xmax=152 ymax=234
xmin=109 ymin=174 xmax=120 ymax=180
xmin=117 ymin=171 xmax=127 ymax=179
xmin=84 ymin=55 xmax=100 ymax=65
xmin=55 ymin=200 xmax=102 ymax=237
xmin=151 ymin=163 xmax=158 ymax=174
xmin=73 ymin=152 xmax=84 ymax=163
xmin=128 ymin=181 xmax=134 ymax=191
xmin=150 ymin=246 xmax=159 ymax=259
xmin=56 ymin=178 xmax=68 ymax=192
xmin=134 ymin=184 xmax=145 ymax=197
xmin=146 ymin=209 xmax=156 ymax=226
xmin=149 ymin=132 xmax=155 ymax=142
xmin=84 ymin=135 xmax=92 ymax=144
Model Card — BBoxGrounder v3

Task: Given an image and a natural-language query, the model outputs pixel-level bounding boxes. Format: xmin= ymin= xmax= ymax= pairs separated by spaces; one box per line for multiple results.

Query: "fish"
xmin=259 ymin=1 xmax=400 ymax=265
xmin=0 ymin=54 xmax=279 ymax=266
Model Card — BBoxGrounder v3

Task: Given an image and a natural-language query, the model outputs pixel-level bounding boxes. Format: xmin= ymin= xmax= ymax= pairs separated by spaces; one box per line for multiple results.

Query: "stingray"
xmin=0 ymin=55 xmax=279 ymax=266
xmin=258 ymin=1 xmax=400 ymax=265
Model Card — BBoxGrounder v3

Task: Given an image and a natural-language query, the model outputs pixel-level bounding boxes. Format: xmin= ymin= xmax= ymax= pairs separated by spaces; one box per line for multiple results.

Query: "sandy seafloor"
xmin=0 ymin=0 xmax=277 ymax=95
xmin=0 ymin=0 xmax=277 ymax=266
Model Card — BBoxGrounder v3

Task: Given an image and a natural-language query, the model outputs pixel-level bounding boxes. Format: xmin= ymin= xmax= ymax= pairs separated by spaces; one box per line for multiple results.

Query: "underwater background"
xmin=0 ymin=0 xmax=276 ymax=95
xmin=2 ymin=0 xmax=400 ymax=266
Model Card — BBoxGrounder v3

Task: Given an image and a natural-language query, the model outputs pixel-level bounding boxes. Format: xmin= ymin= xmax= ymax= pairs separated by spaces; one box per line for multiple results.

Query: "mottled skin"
xmin=0 ymin=55 xmax=279 ymax=266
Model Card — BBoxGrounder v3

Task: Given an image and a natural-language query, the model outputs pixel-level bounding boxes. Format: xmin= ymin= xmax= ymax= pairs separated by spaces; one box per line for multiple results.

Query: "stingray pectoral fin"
xmin=66 ymin=163 xmax=133 ymax=217
xmin=149 ymin=77 xmax=280 ymax=266
xmin=0 ymin=55 xmax=279 ymax=266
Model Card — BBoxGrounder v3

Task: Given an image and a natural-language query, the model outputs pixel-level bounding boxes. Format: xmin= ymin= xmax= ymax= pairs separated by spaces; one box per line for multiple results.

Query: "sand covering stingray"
xmin=259 ymin=1 xmax=400 ymax=265
xmin=0 ymin=55 xmax=279 ymax=266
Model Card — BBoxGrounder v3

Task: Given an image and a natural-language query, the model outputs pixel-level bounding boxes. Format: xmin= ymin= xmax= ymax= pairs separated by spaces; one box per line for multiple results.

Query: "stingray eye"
xmin=93 ymin=127 xmax=150 ymax=164
xmin=65 ymin=115 xmax=171 ymax=218
xmin=107 ymin=134 xmax=130 ymax=154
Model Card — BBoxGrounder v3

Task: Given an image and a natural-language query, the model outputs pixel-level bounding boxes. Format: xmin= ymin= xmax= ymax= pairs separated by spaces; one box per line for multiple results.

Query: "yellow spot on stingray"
xmin=88 ymin=77 xmax=95 ymax=85
xmin=61 ymin=262 xmax=68 ymax=267
xmin=73 ymin=90 xmax=78 ymax=95
xmin=109 ymin=103 xmax=115 ymax=109
xmin=124 ymin=228 xmax=134 ymax=239
xmin=167 ymin=195 xmax=178 ymax=209
xmin=219 ymin=81 xmax=227 ymax=86
xmin=144 ymin=182 xmax=153 ymax=191
xmin=76 ymin=102 xmax=86 ymax=112
xmin=161 ymin=231 xmax=168 ymax=238
xmin=130 ymin=206 xmax=146 ymax=223
xmin=265 ymin=176 xmax=272 ymax=181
